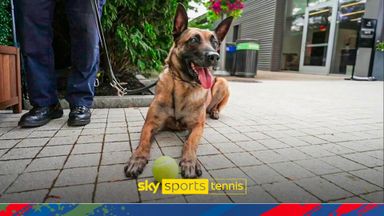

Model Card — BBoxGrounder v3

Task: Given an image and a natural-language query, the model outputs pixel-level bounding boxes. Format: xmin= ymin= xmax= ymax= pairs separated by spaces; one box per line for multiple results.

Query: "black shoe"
xmin=68 ymin=106 xmax=91 ymax=126
xmin=18 ymin=103 xmax=63 ymax=128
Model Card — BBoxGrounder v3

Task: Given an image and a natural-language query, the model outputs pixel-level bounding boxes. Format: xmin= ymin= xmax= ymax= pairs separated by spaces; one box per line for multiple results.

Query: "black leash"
xmin=89 ymin=0 xmax=157 ymax=96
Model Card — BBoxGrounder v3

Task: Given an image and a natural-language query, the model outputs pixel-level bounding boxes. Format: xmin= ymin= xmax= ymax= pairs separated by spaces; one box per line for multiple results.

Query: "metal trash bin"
xmin=225 ymin=42 xmax=237 ymax=75
xmin=234 ymin=39 xmax=259 ymax=77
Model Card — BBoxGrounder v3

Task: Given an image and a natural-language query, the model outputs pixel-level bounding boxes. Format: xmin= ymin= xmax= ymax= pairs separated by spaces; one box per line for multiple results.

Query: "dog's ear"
xmin=173 ymin=3 xmax=188 ymax=39
xmin=215 ymin=16 xmax=234 ymax=42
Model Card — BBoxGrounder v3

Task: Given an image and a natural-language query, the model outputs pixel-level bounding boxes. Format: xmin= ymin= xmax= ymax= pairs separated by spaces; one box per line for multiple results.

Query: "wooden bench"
xmin=0 ymin=45 xmax=22 ymax=113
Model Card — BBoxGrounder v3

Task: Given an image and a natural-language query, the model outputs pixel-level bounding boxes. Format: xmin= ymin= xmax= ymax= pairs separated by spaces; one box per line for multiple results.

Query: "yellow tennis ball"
xmin=152 ymin=156 xmax=179 ymax=182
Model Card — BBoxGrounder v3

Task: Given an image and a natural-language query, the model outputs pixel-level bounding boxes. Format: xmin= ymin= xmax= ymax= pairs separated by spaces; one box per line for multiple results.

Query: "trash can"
xmin=225 ymin=42 xmax=237 ymax=75
xmin=234 ymin=39 xmax=259 ymax=77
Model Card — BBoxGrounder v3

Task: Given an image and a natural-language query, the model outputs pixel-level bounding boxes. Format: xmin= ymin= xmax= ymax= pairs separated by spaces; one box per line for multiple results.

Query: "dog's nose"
xmin=206 ymin=52 xmax=220 ymax=64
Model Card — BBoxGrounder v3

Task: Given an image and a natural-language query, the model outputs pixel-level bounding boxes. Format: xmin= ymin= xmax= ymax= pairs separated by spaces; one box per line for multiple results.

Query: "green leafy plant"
xmin=0 ymin=0 xmax=13 ymax=46
xmin=377 ymin=41 xmax=384 ymax=52
xmin=102 ymin=0 xmax=201 ymax=74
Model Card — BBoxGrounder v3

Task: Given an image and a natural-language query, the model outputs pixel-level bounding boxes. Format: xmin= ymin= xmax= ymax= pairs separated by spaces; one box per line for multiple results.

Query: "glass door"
xmin=299 ymin=0 xmax=338 ymax=74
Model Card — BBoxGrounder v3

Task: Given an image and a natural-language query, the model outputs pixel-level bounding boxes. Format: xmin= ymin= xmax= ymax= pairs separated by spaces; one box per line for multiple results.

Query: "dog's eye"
xmin=212 ymin=40 xmax=219 ymax=49
xmin=189 ymin=36 xmax=200 ymax=44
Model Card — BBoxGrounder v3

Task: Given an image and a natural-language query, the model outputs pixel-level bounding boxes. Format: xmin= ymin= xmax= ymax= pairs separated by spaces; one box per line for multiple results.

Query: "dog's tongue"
xmin=196 ymin=67 xmax=213 ymax=89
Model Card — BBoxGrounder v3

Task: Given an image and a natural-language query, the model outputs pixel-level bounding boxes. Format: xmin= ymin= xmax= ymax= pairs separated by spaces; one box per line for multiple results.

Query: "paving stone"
xmin=28 ymin=130 xmax=57 ymax=138
xmin=84 ymin=122 xmax=106 ymax=129
xmin=103 ymin=142 xmax=131 ymax=152
xmin=64 ymin=153 xmax=100 ymax=168
xmin=349 ymin=169 xmax=384 ymax=188
xmin=77 ymin=135 xmax=104 ymax=143
xmin=247 ymin=132 xmax=271 ymax=140
xmin=241 ymin=165 xmax=286 ymax=185
xmin=81 ymin=128 xmax=105 ymax=135
xmin=104 ymin=133 xmax=130 ymax=143
xmin=15 ymin=138 xmax=50 ymax=148
xmin=224 ymin=152 xmax=262 ymax=167
xmin=211 ymin=142 xmax=245 ymax=153
xmin=185 ymin=194 xmax=232 ymax=203
xmin=197 ymin=144 xmax=220 ymax=156
xmin=0 ymin=159 xmax=31 ymax=174
xmin=98 ymin=164 xmax=127 ymax=182
xmin=101 ymin=151 xmax=130 ymax=165
xmin=95 ymin=180 xmax=139 ymax=202
xmin=263 ymin=182 xmax=320 ymax=203
xmin=37 ymin=145 xmax=72 ymax=157
xmin=250 ymin=150 xmax=290 ymax=164
xmin=198 ymin=155 xmax=234 ymax=170
xmin=148 ymin=196 xmax=187 ymax=203
xmin=71 ymin=143 xmax=102 ymax=154
xmin=295 ymin=159 xmax=341 ymax=175
xmin=269 ymin=162 xmax=316 ymax=180
xmin=330 ymin=196 xmax=367 ymax=203
xmin=161 ymin=146 xmax=182 ymax=158
xmin=55 ymin=167 xmax=98 ymax=187
xmin=0 ymin=139 xmax=20 ymax=149
xmin=223 ymin=133 xmax=252 ymax=142
xmin=258 ymin=139 xmax=290 ymax=149
xmin=321 ymin=143 xmax=355 ymax=155
xmin=275 ymin=148 xmax=311 ymax=161
xmin=0 ymin=130 xmax=32 ymax=139
xmin=209 ymin=167 xmax=255 ymax=185
xmin=237 ymin=141 xmax=268 ymax=151
xmin=342 ymin=153 xmax=383 ymax=167
xmin=297 ymin=136 xmax=328 ymax=145
xmin=320 ymin=156 xmax=366 ymax=171
xmin=106 ymin=127 xmax=128 ymax=134
xmin=1 ymin=147 xmax=42 ymax=160
xmin=0 ymin=174 xmax=18 ymax=193
xmin=323 ymin=173 xmax=381 ymax=195
xmin=298 ymin=145 xmax=335 ymax=158
xmin=26 ymin=156 xmax=67 ymax=172
xmin=360 ymin=191 xmax=384 ymax=202
xmin=295 ymin=177 xmax=353 ymax=201
xmin=0 ymin=189 xmax=48 ymax=202
xmin=278 ymin=137 xmax=311 ymax=147
xmin=7 ymin=170 xmax=60 ymax=193
xmin=47 ymin=184 xmax=94 ymax=203
xmin=55 ymin=129 xmax=82 ymax=137
xmin=230 ymin=185 xmax=276 ymax=203
xmin=47 ymin=136 xmax=78 ymax=146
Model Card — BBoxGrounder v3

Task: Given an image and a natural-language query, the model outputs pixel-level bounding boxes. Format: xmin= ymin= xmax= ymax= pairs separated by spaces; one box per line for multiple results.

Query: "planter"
xmin=0 ymin=45 xmax=22 ymax=113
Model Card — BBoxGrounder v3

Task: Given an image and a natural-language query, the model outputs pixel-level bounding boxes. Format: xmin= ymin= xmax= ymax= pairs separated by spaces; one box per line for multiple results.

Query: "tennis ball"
xmin=152 ymin=156 xmax=179 ymax=182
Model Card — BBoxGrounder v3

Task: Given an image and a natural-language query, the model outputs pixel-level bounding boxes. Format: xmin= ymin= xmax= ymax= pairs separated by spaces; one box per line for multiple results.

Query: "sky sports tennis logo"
xmin=138 ymin=178 xmax=247 ymax=195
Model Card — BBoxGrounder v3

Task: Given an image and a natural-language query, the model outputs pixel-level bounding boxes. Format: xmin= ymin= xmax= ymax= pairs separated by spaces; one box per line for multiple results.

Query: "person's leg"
xmin=15 ymin=0 xmax=58 ymax=107
xmin=65 ymin=0 xmax=105 ymax=108
xmin=15 ymin=0 xmax=63 ymax=127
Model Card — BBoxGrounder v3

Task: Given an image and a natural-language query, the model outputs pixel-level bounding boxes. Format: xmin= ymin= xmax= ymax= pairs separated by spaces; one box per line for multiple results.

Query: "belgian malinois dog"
xmin=124 ymin=4 xmax=233 ymax=178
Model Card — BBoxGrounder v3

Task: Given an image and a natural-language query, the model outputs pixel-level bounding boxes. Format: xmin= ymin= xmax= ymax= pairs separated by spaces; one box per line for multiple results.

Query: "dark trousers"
xmin=15 ymin=0 xmax=105 ymax=107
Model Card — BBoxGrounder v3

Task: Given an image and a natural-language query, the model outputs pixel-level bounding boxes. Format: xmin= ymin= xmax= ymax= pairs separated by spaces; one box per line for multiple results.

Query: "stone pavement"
xmin=0 ymin=79 xmax=383 ymax=203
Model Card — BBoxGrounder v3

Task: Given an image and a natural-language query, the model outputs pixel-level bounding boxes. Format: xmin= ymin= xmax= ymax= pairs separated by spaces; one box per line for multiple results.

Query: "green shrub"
xmin=0 ymin=0 xmax=13 ymax=46
xmin=102 ymin=0 xmax=193 ymax=74
xmin=377 ymin=41 xmax=384 ymax=52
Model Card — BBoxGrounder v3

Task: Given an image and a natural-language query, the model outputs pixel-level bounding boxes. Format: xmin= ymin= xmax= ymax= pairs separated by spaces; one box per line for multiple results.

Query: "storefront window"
xmin=281 ymin=0 xmax=307 ymax=70
xmin=330 ymin=0 xmax=366 ymax=74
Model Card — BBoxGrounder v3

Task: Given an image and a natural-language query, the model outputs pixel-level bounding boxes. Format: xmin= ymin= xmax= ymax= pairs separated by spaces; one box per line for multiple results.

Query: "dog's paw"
xmin=180 ymin=159 xmax=202 ymax=178
xmin=124 ymin=156 xmax=148 ymax=178
xmin=209 ymin=110 xmax=220 ymax=120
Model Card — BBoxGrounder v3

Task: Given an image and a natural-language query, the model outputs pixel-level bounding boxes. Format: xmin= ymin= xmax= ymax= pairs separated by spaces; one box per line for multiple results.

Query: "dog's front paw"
xmin=180 ymin=159 xmax=202 ymax=178
xmin=124 ymin=155 xmax=148 ymax=178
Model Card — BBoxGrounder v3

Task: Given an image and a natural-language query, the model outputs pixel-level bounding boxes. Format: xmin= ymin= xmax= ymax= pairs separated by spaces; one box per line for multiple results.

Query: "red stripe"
xmin=333 ymin=204 xmax=364 ymax=216
xmin=0 ymin=204 xmax=33 ymax=216
xmin=262 ymin=204 xmax=322 ymax=216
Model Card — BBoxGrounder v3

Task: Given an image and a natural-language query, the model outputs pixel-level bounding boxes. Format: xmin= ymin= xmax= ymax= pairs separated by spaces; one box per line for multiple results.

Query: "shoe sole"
xmin=67 ymin=118 xmax=91 ymax=127
xmin=18 ymin=111 xmax=64 ymax=128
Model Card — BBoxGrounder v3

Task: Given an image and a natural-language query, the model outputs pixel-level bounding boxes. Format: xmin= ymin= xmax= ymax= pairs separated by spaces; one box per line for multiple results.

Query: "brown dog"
xmin=124 ymin=4 xmax=233 ymax=178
